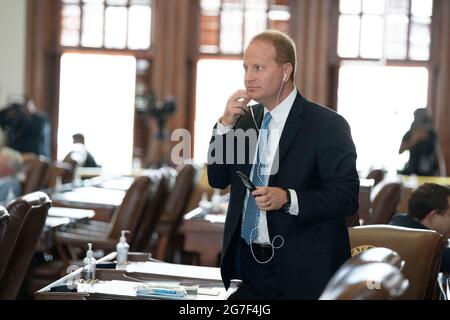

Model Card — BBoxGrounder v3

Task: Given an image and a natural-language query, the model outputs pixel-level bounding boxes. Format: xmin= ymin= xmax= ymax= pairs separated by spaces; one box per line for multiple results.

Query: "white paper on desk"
xmin=78 ymin=280 xmax=138 ymax=297
xmin=204 ymin=214 xmax=226 ymax=224
xmin=126 ymin=261 xmax=222 ymax=281
xmin=48 ymin=207 xmax=95 ymax=219
xmin=45 ymin=217 xmax=71 ymax=228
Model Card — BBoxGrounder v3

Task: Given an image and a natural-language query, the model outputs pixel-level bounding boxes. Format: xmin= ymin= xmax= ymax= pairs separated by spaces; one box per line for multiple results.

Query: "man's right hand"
xmin=220 ymin=90 xmax=250 ymax=126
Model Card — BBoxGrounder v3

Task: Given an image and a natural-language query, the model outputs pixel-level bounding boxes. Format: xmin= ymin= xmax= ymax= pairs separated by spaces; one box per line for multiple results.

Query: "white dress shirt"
xmin=214 ymin=88 xmax=299 ymax=244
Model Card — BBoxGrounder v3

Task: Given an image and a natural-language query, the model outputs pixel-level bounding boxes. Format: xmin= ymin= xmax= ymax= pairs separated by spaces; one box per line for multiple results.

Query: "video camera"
xmin=138 ymin=92 xmax=177 ymax=138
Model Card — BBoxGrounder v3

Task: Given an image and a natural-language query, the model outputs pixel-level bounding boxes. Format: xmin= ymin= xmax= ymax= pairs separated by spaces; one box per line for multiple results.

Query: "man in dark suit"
xmin=207 ymin=30 xmax=359 ymax=299
xmin=389 ymin=183 xmax=450 ymax=272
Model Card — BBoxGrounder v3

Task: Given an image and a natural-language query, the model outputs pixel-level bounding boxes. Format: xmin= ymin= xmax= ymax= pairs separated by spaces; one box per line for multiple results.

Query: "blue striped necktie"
xmin=241 ymin=112 xmax=272 ymax=244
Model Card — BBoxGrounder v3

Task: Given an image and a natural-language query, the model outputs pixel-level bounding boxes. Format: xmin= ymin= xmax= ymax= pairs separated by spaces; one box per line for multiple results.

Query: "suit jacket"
xmin=207 ymin=91 xmax=359 ymax=299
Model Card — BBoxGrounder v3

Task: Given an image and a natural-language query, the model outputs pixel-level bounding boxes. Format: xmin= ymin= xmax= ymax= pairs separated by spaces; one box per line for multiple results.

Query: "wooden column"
xmin=430 ymin=0 xmax=450 ymax=175
xmin=25 ymin=0 xmax=60 ymax=159
xmin=289 ymin=0 xmax=338 ymax=109
xmin=146 ymin=0 xmax=199 ymax=166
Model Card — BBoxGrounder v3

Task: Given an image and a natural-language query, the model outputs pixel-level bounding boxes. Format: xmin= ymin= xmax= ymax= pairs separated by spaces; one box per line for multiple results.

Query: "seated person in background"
xmin=64 ymin=133 xmax=100 ymax=168
xmin=398 ymin=108 xmax=438 ymax=176
xmin=389 ymin=183 xmax=450 ymax=272
xmin=0 ymin=146 xmax=23 ymax=204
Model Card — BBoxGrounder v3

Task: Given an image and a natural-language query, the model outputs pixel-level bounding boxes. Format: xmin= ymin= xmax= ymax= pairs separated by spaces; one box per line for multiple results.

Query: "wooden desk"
xmin=51 ymin=187 xmax=125 ymax=208
xmin=38 ymin=207 xmax=97 ymax=252
xmin=35 ymin=252 xmax=238 ymax=300
xmin=76 ymin=167 xmax=163 ymax=179
xmin=48 ymin=207 xmax=95 ymax=220
xmin=50 ymin=187 xmax=124 ymax=221
xmin=180 ymin=212 xmax=225 ymax=266
xmin=94 ymin=176 xmax=136 ymax=191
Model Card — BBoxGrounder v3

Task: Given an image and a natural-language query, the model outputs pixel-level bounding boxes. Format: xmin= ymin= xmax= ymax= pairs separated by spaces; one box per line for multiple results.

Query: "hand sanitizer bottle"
xmin=116 ymin=230 xmax=130 ymax=270
xmin=81 ymin=243 xmax=96 ymax=281
xmin=55 ymin=176 xmax=63 ymax=193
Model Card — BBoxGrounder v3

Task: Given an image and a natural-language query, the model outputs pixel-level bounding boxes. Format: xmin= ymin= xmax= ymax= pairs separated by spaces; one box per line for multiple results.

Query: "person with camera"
xmin=398 ymin=108 xmax=439 ymax=176
xmin=207 ymin=30 xmax=359 ymax=299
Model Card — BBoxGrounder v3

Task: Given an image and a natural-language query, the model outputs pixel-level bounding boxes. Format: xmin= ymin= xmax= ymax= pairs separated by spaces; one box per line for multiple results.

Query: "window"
xmin=58 ymin=54 xmax=136 ymax=173
xmin=199 ymin=0 xmax=290 ymax=54
xmin=194 ymin=0 xmax=290 ymax=163
xmin=58 ymin=0 xmax=153 ymax=169
xmin=338 ymin=0 xmax=432 ymax=61
xmin=338 ymin=64 xmax=429 ymax=174
xmin=60 ymin=0 xmax=152 ymax=50
xmin=335 ymin=0 xmax=433 ymax=175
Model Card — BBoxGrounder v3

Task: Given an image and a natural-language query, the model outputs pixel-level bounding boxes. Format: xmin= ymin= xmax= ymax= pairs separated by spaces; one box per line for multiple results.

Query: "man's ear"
xmin=427 ymin=209 xmax=439 ymax=223
xmin=283 ymin=63 xmax=293 ymax=81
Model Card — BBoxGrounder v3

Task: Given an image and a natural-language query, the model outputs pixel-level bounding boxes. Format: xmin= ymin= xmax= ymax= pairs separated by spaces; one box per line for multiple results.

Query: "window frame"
xmin=337 ymin=0 xmax=433 ymax=62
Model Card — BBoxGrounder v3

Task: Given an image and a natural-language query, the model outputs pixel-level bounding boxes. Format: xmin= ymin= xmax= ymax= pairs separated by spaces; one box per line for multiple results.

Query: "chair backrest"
xmin=320 ymin=261 xmax=408 ymax=300
xmin=368 ymin=182 xmax=402 ymax=224
xmin=352 ymin=247 xmax=405 ymax=270
xmin=345 ymin=212 xmax=361 ymax=227
xmin=107 ymin=176 xmax=152 ymax=240
xmin=349 ymin=225 xmax=446 ymax=299
xmin=62 ymin=157 xmax=79 ymax=181
xmin=43 ymin=161 xmax=75 ymax=189
xmin=0 ymin=192 xmax=51 ymax=299
xmin=154 ymin=164 xmax=197 ymax=260
xmin=22 ymin=156 xmax=49 ymax=194
xmin=0 ymin=194 xmax=34 ymax=280
xmin=0 ymin=207 xmax=9 ymax=242
xmin=366 ymin=169 xmax=385 ymax=186
xmin=130 ymin=172 xmax=170 ymax=251
xmin=322 ymin=247 xmax=409 ymax=300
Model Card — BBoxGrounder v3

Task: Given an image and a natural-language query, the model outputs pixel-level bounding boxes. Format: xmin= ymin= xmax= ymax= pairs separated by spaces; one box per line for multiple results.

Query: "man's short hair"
xmin=250 ymin=30 xmax=297 ymax=82
xmin=72 ymin=133 xmax=85 ymax=144
xmin=408 ymin=183 xmax=450 ymax=220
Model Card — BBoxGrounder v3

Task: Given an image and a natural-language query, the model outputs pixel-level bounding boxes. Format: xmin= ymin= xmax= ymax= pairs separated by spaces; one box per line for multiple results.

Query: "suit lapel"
xmin=269 ymin=92 xmax=305 ymax=184
xmin=237 ymin=104 xmax=264 ymax=177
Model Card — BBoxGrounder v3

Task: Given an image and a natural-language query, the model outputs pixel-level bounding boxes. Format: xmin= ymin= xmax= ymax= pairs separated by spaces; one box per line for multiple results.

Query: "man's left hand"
xmin=252 ymin=187 xmax=287 ymax=211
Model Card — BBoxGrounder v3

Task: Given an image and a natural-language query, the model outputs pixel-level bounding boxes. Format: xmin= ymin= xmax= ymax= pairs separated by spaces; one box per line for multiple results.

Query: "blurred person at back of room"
xmin=64 ymin=133 xmax=100 ymax=168
xmin=398 ymin=108 xmax=439 ymax=176
xmin=0 ymin=97 xmax=51 ymax=158
xmin=0 ymin=129 xmax=23 ymax=204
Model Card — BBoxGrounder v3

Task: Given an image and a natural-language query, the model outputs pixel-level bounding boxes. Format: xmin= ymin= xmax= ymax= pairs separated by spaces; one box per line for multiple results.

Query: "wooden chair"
xmin=320 ymin=261 xmax=408 ymax=300
xmin=0 ymin=207 xmax=9 ymax=242
xmin=0 ymin=193 xmax=36 ymax=280
xmin=153 ymin=164 xmax=197 ymax=261
xmin=54 ymin=176 xmax=152 ymax=264
xmin=349 ymin=225 xmax=446 ymax=299
xmin=130 ymin=172 xmax=171 ymax=252
xmin=22 ymin=155 xmax=49 ymax=194
xmin=43 ymin=161 xmax=75 ymax=189
xmin=368 ymin=182 xmax=403 ymax=224
xmin=0 ymin=192 xmax=51 ymax=299
xmin=366 ymin=169 xmax=385 ymax=187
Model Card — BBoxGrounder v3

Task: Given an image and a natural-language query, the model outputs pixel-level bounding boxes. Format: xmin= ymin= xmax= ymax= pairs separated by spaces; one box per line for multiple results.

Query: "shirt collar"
xmin=264 ymin=88 xmax=297 ymax=127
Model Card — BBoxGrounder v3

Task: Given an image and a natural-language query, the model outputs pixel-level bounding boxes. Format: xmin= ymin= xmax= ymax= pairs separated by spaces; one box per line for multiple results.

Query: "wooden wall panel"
xmin=430 ymin=0 xmax=450 ymax=175
xmin=289 ymin=0 xmax=336 ymax=108
xmin=146 ymin=0 xmax=199 ymax=165
xmin=25 ymin=0 xmax=60 ymax=159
